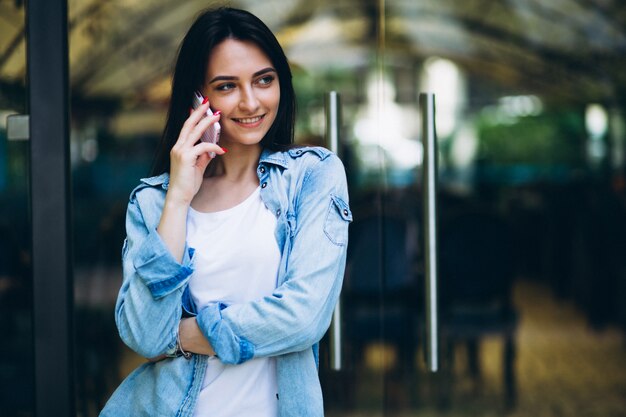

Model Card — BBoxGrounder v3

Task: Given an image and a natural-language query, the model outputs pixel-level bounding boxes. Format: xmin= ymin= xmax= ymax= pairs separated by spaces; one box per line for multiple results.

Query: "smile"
xmin=232 ymin=115 xmax=265 ymax=125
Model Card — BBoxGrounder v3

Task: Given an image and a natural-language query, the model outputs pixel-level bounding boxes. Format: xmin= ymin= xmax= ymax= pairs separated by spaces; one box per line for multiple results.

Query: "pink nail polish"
xmin=202 ymin=96 xmax=209 ymax=104
xmin=214 ymin=110 xmax=221 ymax=116
xmin=221 ymin=147 xmax=228 ymax=153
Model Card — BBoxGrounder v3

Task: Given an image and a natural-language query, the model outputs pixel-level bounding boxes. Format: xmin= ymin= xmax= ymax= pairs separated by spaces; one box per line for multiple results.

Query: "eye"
xmin=215 ymin=82 xmax=236 ymax=92
xmin=257 ymin=75 xmax=275 ymax=86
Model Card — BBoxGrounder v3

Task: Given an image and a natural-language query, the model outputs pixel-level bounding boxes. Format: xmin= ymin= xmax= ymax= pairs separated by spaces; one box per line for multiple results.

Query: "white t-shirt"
xmin=186 ymin=187 xmax=280 ymax=417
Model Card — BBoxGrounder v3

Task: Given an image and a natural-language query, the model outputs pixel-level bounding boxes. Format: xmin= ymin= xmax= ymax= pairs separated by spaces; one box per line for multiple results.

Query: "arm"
xmin=115 ymin=195 xmax=193 ymax=358
xmin=115 ymin=101 xmax=224 ymax=358
xmin=195 ymin=154 xmax=352 ymax=364
xmin=158 ymin=101 xmax=224 ymax=262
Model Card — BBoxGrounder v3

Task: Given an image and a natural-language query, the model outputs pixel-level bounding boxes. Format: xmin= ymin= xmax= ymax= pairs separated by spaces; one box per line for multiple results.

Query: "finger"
xmin=170 ymin=136 xmax=223 ymax=170
xmin=176 ymin=101 xmax=213 ymax=147
xmin=196 ymin=152 xmax=212 ymax=172
xmin=177 ymin=101 xmax=210 ymax=143
xmin=186 ymin=113 xmax=222 ymax=146
xmin=180 ymin=107 xmax=218 ymax=148
xmin=191 ymin=141 xmax=226 ymax=157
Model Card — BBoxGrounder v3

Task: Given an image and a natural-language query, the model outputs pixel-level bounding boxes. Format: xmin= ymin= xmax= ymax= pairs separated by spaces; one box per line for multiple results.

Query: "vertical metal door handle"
xmin=326 ymin=91 xmax=342 ymax=371
xmin=420 ymin=93 xmax=439 ymax=372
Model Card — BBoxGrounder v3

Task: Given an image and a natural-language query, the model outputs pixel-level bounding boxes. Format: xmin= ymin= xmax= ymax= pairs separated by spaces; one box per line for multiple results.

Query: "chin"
xmin=220 ymin=136 xmax=264 ymax=148
xmin=221 ymin=130 xmax=270 ymax=147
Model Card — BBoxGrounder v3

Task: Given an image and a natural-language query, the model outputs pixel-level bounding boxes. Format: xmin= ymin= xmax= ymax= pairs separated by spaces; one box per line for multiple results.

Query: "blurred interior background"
xmin=1 ymin=0 xmax=625 ymax=416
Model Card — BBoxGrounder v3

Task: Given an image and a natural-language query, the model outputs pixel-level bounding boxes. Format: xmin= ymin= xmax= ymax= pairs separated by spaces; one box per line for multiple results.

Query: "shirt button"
xmin=276 ymin=209 xmax=281 ymax=216
xmin=259 ymin=166 xmax=266 ymax=173
xmin=343 ymin=209 xmax=349 ymax=216
xmin=296 ymin=150 xmax=302 ymax=154
xmin=261 ymin=182 xmax=267 ymax=188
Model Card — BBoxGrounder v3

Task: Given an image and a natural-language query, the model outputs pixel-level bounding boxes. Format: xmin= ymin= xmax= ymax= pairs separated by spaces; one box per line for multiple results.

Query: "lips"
xmin=232 ymin=115 xmax=265 ymax=124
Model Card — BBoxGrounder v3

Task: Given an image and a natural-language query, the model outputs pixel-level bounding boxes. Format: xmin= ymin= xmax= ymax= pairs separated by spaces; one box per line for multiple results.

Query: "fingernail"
xmin=202 ymin=96 xmax=209 ymax=104
xmin=189 ymin=107 xmax=193 ymax=115
xmin=221 ymin=147 xmax=228 ymax=153
xmin=214 ymin=110 xmax=221 ymax=116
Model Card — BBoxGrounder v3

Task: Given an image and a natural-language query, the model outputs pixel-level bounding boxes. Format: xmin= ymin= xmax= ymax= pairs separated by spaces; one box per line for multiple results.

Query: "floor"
xmin=325 ymin=280 xmax=626 ymax=416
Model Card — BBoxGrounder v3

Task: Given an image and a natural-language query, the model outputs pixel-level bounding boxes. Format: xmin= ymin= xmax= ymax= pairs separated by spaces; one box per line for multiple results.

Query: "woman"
xmin=100 ymin=7 xmax=351 ymax=417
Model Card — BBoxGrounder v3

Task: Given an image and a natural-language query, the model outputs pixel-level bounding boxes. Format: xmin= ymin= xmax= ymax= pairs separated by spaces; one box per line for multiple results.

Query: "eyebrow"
xmin=208 ymin=67 xmax=277 ymax=84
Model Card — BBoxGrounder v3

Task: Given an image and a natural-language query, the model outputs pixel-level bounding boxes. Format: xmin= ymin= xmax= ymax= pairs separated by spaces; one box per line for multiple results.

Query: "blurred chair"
xmin=438 ymin=207 xmax=519 ymax=409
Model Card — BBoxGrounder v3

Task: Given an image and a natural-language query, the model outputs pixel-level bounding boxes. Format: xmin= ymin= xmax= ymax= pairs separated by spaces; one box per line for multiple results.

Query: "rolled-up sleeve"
xmin=133 ymin=227 xmax=194 ymax=299
xmin=115 ymin=190 xmax=194 ymax=358
xmin=196 ymin=154 xmax=352 ymax=364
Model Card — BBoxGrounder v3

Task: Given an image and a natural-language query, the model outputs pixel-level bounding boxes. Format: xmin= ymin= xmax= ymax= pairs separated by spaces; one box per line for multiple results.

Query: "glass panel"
xmin=382 ymin=0 xmax=626 ymax=415
xmin=0 ymin=1 xmax=34 ymax=415
xmin=69 ymin=1 xmax=157 ymax=413
xmin=67 ymin=0 xmax=626 ymax=416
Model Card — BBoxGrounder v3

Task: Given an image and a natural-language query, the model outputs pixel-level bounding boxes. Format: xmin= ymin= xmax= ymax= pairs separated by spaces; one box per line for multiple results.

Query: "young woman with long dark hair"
xmin=100 ymin=7 xmax=351 ymax=417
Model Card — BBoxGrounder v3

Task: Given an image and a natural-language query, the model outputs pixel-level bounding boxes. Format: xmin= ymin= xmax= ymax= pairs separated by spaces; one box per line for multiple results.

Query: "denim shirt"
xmin=100 ymin=147 xmax=352 ymax=417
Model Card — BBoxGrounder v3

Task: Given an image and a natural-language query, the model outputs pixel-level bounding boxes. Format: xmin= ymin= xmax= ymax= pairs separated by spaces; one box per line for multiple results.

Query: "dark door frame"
xmin=27 ymin=0 xmax=74 ymax=415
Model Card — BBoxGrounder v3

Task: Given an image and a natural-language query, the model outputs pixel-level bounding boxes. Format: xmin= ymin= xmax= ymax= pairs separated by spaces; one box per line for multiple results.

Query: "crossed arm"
xmin=117 ymin=155 xmax=351 ymax=364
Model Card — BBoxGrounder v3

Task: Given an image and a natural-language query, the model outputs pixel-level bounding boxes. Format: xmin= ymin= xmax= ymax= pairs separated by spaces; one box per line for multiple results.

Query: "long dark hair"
xmin=151 ymin=7 xmax=296 ymax=175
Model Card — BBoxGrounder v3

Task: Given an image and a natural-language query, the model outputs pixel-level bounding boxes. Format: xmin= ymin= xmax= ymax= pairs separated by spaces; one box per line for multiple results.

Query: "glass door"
xmin=280 ymin=0 xmax=626 ymax=416
xmin=315 ymin=0 xmax=626 ymax=416
xmin=18 ymin=0 xmax=621 ymax=416
xmin=0 ymin=2 xmax=34 ymax=415
xmin=2 ymin=1 xmax=73 ymax=416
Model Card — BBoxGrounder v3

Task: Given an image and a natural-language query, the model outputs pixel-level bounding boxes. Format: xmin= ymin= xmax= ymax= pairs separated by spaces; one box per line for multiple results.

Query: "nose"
xmin=238 ymin=86 xmax=260 ymax=113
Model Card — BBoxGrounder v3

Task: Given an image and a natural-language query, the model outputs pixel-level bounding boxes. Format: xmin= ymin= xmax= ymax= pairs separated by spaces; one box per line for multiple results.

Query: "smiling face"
xmin=202 ymin=39 xmax=280 ymax=149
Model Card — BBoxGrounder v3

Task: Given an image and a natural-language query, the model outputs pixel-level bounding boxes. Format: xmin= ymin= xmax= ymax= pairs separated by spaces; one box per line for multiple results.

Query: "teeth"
xmin=234 ymin=115 xmax=263 ymax=124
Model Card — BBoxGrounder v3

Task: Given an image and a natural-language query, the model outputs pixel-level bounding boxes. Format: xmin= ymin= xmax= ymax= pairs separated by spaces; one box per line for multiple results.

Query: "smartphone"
xmin=192 ymin=91 xmax=221 ymax=145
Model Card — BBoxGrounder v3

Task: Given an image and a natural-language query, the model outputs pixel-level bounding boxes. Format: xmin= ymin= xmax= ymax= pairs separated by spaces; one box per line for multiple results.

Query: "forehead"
xmin=206 ymin=39 xmax=273 ymax=77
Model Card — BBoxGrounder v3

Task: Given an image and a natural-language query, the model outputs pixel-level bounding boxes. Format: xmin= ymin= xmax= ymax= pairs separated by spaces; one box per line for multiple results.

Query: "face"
xmin=202 ymin=39 xmax=280 ymax=148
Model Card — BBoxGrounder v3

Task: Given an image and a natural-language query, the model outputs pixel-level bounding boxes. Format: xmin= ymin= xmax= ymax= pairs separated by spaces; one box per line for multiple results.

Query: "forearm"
xmin=179 ymin=317 xmax=215 ymax=356
xmin=116 ymin=197 xmax=195 ymax=358
xmin=157 ymin=102 xmax=225 ymax=262
xmin=115 ymin=277 xmax=183 ymax=358
xmin=146 ymin=317 xmax=215 ymax=362
xmin=195 ymin=251 xmax=346 ymax=364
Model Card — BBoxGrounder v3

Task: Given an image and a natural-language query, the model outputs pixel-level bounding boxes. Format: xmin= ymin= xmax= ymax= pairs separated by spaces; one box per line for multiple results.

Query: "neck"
xmin=207 ymin=143 xmax=262 ymax=183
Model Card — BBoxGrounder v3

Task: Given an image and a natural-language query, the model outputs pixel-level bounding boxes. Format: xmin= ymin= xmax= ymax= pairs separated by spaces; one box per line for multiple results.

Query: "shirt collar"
xmin=139 ymin=172 xmax=169 ymax=190
xmin=259 ymin=148 xmax=289 ymax=169
xmin=141 ymin=148 xmax=291 ymax=189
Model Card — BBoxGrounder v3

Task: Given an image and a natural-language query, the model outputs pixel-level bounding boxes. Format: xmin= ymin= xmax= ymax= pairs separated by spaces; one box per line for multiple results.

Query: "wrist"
xmin=164 ymin=192 xmax=193 ymax=209
xmin=179 ymin=318 xmax=199 ymax=352
xmin=176 ymin=331 xmax=193 ymax=359
xmin=180 ymin=317 xmax=216 ymax=357
xmin=165 ymin=331 xmax=192 ymax=360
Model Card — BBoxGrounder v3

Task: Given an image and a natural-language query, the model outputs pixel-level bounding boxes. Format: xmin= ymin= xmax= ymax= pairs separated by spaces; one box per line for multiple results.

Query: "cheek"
xmin=205 ymin=96 xmax=219 ymax=113
xmin=206 ymin=95 xmax=231 ymax=114
xmin=208 ymin=100 xmax=225 ymax=114
xmin=267 ymin=87 xmax=280 ymax=112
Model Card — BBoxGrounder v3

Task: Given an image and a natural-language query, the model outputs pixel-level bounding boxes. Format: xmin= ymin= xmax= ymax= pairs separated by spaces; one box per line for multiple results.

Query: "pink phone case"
xmin=192 ymin=91 xmax=221 ymax=145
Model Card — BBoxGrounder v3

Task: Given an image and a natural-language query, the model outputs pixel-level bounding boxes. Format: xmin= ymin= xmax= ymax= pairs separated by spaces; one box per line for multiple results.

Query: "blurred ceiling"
xmin=1 ymin=0 xmax=625 ymax=107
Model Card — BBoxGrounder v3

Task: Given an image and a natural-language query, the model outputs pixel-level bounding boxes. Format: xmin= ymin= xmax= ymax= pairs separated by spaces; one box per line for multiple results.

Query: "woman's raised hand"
xmin=157 ymin=99 xmax=223 ymax=263
xmin=167 ymin=100 xmax=225 ymax=205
